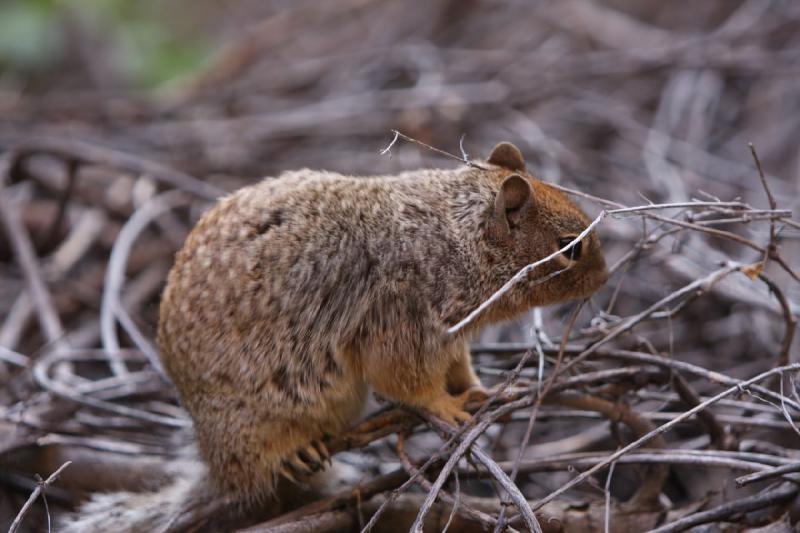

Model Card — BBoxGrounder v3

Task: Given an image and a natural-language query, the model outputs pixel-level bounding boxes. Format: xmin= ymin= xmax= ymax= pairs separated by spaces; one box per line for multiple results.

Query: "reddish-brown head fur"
xmin=483 ymin=142 xmax=608 ymax=309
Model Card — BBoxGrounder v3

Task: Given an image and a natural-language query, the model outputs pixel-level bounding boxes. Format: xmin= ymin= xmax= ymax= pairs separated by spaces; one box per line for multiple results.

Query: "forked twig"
xmin=8 ymin=461 xmax=72 ymax=533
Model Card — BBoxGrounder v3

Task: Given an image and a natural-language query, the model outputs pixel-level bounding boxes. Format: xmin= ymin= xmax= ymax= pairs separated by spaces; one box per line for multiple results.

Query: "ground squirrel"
xmin=62 ymin=141 xmax=607 ymax=531
xmin=157 ymin=141 xmax=608 ymax=502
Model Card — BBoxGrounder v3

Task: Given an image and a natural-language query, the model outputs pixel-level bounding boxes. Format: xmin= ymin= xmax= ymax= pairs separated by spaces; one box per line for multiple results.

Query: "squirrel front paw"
xmin=278 ymin=440 xmax=331 ymax=484
xmin=424 ymin=392 xmax=472 ymax=426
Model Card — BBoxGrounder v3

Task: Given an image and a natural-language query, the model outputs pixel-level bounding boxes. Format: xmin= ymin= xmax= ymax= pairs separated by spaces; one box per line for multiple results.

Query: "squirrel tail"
xmin=57 ymin=458 xmax=233 ymax=533
xmin=57 ymin=445 xmax=360 ymax=532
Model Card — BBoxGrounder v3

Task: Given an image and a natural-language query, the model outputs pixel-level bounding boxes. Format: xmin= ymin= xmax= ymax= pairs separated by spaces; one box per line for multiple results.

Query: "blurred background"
xmin=2 ymin=1 xmax=800 ymax=531
xmin=2 ymin=0 xmax=799 ymax=183
xmin=2 ymin=0 xmax=798 ymax=323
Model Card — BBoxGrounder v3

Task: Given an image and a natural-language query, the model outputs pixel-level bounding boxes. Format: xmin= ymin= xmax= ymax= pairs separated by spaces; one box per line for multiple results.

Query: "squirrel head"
xmin=483 ymin=142 xmax=608 ymax=306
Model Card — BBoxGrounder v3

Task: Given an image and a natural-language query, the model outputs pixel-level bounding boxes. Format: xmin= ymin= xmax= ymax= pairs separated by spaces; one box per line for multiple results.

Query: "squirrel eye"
xmin=558 ymin=237 xmax=582 ymax=261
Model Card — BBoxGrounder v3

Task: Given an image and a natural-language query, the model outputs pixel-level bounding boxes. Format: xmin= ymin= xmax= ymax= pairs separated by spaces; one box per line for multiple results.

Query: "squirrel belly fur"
xmin=61 ymin=142 xmax=608 ymax=531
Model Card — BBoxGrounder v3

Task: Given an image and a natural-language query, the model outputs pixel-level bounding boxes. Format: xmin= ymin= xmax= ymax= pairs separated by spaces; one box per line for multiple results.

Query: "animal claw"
xmin=279 ymin=465 xmax=301 ymax=484
xmin=279 ymin=439 xmax=333 ymax=484
xmin=312 ymin=439 xmax=332 ymax=465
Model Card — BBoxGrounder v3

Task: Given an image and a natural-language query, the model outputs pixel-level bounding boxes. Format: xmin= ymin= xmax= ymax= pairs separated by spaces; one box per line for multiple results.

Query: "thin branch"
xmin=101 ymin=190 xmax=189 ymax=376
xmin=750 ymin=143 xmax=777 ymax=270
xmin=604 ymin=460 xmax=617 ymax=533
xmin=531 ymin=362 xmax=800 ymax=512
xmin=0 ymin=156 xmax=67 ymax=351
xmin=11 ymin=137 xmax=225 ymax=200
xmin=378 ymin=131 xmax=399 ymax=157
xmin=32 ymin=349 xmax=190 ymax=427
xmin=247 ymin=470 xmax=409 ymax=531
xmin=448 ymin=212 xmax=606 ymax=335
xmin=378 ymin=130 xmax=489 ymax=169
xmin=409 ymin=404 xmax=541 ymax=532
xmin=494 ymin=300 xmax=585 ymax=532
xmin=395 ymin=433 xmax=500 ymax=530
xmin=559 ymin=264 xmax=742 ymax=375
xmin=648 ymin=482 xmax=798 ymax=533
xmin=8 ymin=461 xmax=72 ymax=533
xmin=670 ymin=372 xmax=731 ymax=449
xmin=758 ymin=273 xmax=796 ymax=368
xmin=0 ymin=345 xmax=30 ymax=367
xmin=736 ymin=462 xmax=800 ymax=487
xmin=441 ymin=470 xmax=461 ymax=533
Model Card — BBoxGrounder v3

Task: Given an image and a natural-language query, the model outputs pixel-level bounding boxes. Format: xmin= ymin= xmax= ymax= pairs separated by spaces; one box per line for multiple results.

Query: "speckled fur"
xmin=157 ymin=142 xmax=608 ymax=503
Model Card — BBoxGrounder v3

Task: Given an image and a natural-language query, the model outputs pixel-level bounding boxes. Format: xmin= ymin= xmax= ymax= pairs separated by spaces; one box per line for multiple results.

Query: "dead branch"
xmin=7 ymin=461 xmax=72 ymax=533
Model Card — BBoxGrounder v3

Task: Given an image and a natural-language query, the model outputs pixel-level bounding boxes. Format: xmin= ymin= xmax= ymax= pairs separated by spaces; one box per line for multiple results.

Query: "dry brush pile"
xmin=1 ymin=1 xmax=800 ymax=531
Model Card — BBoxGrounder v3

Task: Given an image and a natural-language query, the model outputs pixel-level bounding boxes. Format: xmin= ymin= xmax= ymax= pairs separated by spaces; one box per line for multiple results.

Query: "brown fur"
xmin=157 ymin=142 xmax=608 ymax=503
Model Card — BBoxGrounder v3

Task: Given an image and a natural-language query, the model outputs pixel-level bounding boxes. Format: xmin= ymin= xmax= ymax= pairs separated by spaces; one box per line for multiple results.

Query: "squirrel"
xmin=60 ymin=141 xmax=607 ymax=531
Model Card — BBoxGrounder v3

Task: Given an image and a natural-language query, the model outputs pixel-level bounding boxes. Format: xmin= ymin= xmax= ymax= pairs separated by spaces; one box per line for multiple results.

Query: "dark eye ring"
xmin=558 ymin=237 xmax=582 ymax=261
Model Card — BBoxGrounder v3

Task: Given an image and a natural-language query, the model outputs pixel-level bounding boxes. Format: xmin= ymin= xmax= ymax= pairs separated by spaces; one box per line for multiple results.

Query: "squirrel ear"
xmin=487 ymin=142 xmax=525 ymax=171
xmin=495 ymin=174 xmax=533 ymax=229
